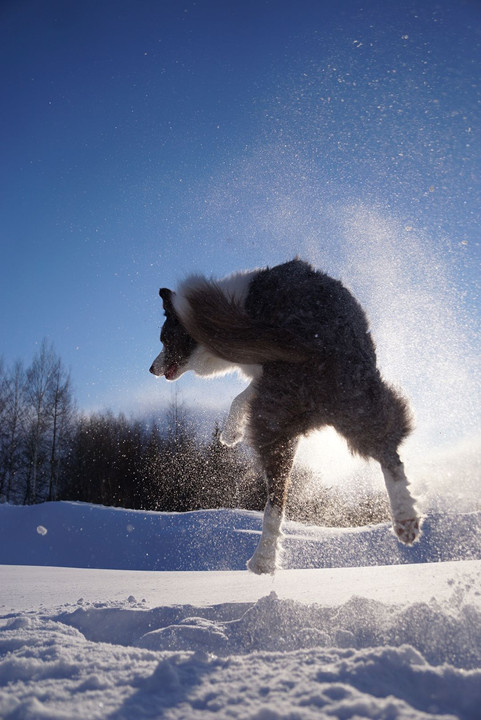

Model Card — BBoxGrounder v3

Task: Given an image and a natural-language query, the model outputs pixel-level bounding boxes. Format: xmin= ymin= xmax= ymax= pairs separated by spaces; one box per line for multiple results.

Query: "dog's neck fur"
xmin=172 ymin=268 xmax=262 ymax=380
xmin=187 ymin=344 xmax=261 ymax=380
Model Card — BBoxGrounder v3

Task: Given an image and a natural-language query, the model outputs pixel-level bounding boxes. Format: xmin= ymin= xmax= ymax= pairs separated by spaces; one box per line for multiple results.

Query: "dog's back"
xmin=245 ymin=259 xmax=376 ymax=366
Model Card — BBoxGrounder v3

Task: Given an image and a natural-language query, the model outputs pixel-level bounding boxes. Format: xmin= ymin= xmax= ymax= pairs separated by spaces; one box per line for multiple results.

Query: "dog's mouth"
xmin=165 ymin=362 xmax=179 ymax=381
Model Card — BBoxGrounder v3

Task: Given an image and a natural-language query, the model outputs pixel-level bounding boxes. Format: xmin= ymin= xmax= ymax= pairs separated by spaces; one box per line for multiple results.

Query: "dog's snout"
xmin=150 ymin=351 xmax=165 ymax=377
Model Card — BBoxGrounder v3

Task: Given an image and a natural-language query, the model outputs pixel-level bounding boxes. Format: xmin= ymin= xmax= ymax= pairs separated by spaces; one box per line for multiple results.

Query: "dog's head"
xmin=149 ymin=288 xmax=197 ymax=381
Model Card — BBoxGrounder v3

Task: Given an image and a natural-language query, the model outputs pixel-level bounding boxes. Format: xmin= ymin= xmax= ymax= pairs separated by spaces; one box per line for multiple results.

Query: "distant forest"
xmin=0 ymin=341 xmax=390 ymax=527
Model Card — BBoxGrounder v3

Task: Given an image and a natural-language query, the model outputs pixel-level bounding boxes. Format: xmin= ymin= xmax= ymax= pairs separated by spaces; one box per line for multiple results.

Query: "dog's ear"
xmin=159 ymin=288 xmax=175 ymax=314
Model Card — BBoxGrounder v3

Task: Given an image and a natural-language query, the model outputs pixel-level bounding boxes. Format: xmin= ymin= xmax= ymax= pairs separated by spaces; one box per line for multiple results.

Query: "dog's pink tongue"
xmin=165 ymin=363 xmax=178 ymax=380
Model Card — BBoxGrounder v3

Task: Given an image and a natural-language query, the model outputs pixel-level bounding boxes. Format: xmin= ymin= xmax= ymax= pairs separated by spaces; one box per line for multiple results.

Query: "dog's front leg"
xmin=220 ymin=383 xmax=255 ymax=447
xmin=247 ymin=500 xmax=284 ymax=575
xmin=247 ymin=438 xmax=297 ymax=575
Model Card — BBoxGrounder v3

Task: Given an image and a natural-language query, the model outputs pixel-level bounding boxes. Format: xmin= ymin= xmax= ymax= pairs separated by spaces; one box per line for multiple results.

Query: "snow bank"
xmin=1 ymin=501 xmax=480 ymax=570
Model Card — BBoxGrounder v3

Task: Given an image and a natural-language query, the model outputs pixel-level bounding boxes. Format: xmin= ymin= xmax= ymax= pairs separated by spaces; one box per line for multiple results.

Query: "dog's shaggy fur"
xmin=150 ymin=259 xmax=421 ymax=574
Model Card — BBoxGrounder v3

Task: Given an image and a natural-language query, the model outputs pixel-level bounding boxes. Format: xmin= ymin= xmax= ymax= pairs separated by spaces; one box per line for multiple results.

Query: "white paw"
xmin=247 ymin=550 xmax=278 ymax=575
xmin=220 ymin=426 xmax=244 ymax=447
xmin=393 ymin=517 xmax=422 ymax=545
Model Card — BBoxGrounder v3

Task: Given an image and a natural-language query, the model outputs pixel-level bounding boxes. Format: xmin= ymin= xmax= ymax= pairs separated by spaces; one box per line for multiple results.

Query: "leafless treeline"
xmin=0 ymin=342 xmax=264 ymax=510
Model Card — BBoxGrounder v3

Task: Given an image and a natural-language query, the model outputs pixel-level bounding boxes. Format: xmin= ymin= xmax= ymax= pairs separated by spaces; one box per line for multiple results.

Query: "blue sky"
xmin=1 ymin=0 xmax=480 ymax=461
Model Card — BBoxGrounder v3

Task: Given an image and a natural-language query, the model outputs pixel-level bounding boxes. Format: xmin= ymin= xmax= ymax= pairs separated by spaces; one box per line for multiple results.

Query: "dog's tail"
xmin=172 ymin=278 xmax=312 ymax=365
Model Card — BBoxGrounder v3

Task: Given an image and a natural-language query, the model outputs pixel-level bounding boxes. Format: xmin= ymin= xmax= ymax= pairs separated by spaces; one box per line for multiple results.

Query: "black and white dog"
xmin=150 ymin=259 xmax=421 ymax=574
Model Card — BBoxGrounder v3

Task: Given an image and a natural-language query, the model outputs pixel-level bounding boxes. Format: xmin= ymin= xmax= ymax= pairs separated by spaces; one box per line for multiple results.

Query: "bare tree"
xmin=23 ymin=342 xmax=54 ymax=502
xmin=0 ymin=358 xmax=6 ymax=493
xmin=0 ymin=360 xmax=27 ymax=502
xmin=22 ymin=341 xmax=74 ymax=503
xmin=47 ymin=357 xmax=75 ymax=501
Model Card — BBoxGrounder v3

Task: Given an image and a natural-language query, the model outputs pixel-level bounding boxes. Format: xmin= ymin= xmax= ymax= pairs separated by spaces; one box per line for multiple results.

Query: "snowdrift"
xmin=1 ymin=501 xmax=480 ymax=570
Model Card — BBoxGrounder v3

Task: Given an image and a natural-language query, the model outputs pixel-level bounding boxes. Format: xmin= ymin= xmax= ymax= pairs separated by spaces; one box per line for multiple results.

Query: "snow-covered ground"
xmin=1 ymin=502 xmax=480 ymax=719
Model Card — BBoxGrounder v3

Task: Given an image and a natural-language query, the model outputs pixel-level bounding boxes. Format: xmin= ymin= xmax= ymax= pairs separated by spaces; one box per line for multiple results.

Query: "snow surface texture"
xmin=1 ymin=503 xmax=481 ymax=719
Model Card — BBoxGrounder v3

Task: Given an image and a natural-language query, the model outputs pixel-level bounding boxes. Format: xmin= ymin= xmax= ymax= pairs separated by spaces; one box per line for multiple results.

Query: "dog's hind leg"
xmin=247 ymin=438 xmax=298 ymax=575
xmin=380 ymin=452 xmax=421 ymax=545
xmin=338 ymin=380 xmax=421 ymax=546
